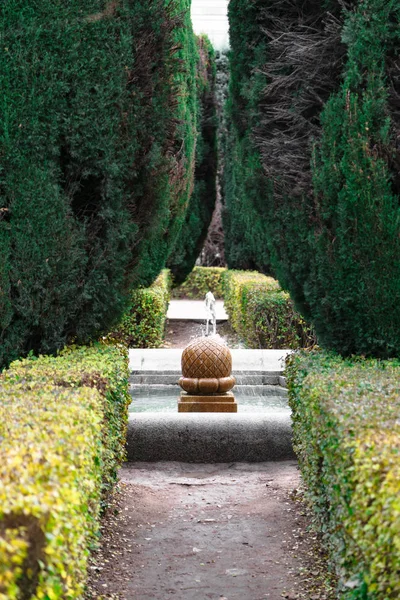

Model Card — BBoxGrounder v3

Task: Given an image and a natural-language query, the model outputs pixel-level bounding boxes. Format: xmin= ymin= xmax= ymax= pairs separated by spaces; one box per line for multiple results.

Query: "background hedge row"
xmin=0 ymin=0 xmax=204 ymax=369
xmin=286 ymin=351 xmax=400 ymax=599
xmin=222 ymin=270 xmax=314 ymax=349
xmin=108 ymin=270 xmax=171 ymax=348
xmin=172 ymin=266 xmax=225 ymax=299
xmin=225 ymin=0 xmax=400 ymax=357
xmin=0 ymin=343 xmax=130 ymax=599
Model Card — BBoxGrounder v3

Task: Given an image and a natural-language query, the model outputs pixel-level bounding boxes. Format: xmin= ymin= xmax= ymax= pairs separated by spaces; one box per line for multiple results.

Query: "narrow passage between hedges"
xmin=87 ymin=462 xmax=334 ymax=600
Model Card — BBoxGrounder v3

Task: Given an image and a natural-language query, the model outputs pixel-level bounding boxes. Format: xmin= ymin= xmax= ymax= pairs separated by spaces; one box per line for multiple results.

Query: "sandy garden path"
xmin=87 ymin=462 xmax=333 ymax=600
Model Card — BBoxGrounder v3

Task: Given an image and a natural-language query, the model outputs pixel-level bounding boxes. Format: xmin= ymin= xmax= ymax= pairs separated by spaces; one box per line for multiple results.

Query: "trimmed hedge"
xmin=222 ymin=0 xmax=272 ymax=274
xmin=172 ymin=266 xmax=226 ymax=299
xmin=168 ymin=35 xmax=218 ymax=284
xmin=222 ymin=270 xmax=315 ymax=349
xmin=304 ymin=0 xmax=400 ymax=357
xmin=0 ymin=343 xmax=130 ymax=599
xmin=225 ymin=0 xmax=400 ymax=358
xmin=287 ymin=351 xmax=400 ymax=599
xmin=0 ymin=0 xmax=199 ymax=369
xmin=108 ymin=270 xmax=171 ymax=348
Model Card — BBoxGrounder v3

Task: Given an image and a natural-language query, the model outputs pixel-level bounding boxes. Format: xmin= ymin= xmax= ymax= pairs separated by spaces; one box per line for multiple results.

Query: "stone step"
xmin=129 ymin=372 xmax=282 ymax=386
xmin=129 ymin=383 xmax=288 ymax=397
xmin=126 ymin=413 xmax=294 ymax=462
xmin=129 ymin=349 xmax=291 ymax=374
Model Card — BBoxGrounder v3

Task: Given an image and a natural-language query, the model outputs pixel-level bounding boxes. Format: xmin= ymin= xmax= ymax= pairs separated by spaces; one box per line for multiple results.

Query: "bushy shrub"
xmin=108 ymin=270 xmax=171 ymax=348
xmin=222 ymin=0 xmax=272 ymax=273
xmin=287 ymin=350 xmax=400 ymax=599
xmin=225 ymin=0 xmax=400 ymax=357
xmin=304 ymin=0 xmax=400 ymax=357
xmin=172 ymin=266 xmax=226 ymax=299
xmin=0 ymin=344 xmax=130 ymax=599
xmin=0 ymin=0 xmax=198 ymax=369
xmin=222 ymin=270 xmax=314 ymax=349
xmin=168 ymin=35 xmax=218 ymax=284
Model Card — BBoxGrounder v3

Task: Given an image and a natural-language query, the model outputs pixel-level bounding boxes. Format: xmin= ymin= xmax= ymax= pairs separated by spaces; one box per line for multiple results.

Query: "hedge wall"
xmin=0 ymin=343 xmax=130 ymax=599
xmin=172 ymin=266 xmax=226 ymax=299
xmin=223 ymin=0 xmax=271 ymax=273
xmin=224 ymin=0 xmax=345 ymax=290
xmin=222 ymin=270 xmax=314 ymax=349
xmin=0 ymin=0 xmax=198 ymax=369
xmin=287 ymin=350 xmax=400 ymax=599
xmin=304 ymin=0 xmax=400 ymax=357
xmin=168 ymin=35 xmax=218 ymax=284
xmin=225 ymin=0 xmax=400 ymax=357
xmin=108 ymin=270 xmax=171 ymax=348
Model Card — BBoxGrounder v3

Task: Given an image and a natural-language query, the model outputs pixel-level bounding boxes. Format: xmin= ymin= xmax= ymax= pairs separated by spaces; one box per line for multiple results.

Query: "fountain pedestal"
xmin=178 ymin=337 xmax=237 ymax=413
xmin=178 ymin=391 xmax=237 ymax=413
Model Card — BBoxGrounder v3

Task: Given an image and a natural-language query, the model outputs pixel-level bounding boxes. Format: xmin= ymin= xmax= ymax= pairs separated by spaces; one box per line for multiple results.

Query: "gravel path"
xmin=87 ymin=462 xmax=334 ymax=600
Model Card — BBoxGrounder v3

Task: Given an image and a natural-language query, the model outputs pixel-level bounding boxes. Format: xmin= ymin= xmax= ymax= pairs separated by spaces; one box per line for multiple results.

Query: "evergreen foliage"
xmin=0 ymin=343 xmax=130 ymax=598
xmin=287 ymin=350 xmax=400 ymax=598
xmin=225 ymin=0 xmax=345 ymax=274
xmin=168 ymin=35 xmax=218 ymax=284
xmin=172 ymin=266 xmax=226 ymax=299
xmin=307 ymin=0 xmax=400 ymax=356
xmin=0 ymin=0 xmax=199 ymax=368
xmin=226 ymin=0 xmax=400 ymax=357
xmin=251 ymin=0 xmax=346 ymax=320
xmin=108 ymin=270 xmax=171 ymax=348
xmin=222 ymin=270 xmax=314 ymax=349
xmin=223 ymin=0 xmax=271 ymax=273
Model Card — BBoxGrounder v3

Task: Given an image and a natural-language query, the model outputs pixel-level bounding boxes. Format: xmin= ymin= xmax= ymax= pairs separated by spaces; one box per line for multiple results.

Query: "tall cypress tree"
xmin=226 ymin=0 xmax=400 ymax=357
xmin=307 ymin=0 xmax=400 ymax=356
xmin=0 ymin=0 xmax=199 ymax=368
xmin=223 ymin=0 xmax=271 ymax=273
xmin=168 ymin=35 xmax=218 ymax=285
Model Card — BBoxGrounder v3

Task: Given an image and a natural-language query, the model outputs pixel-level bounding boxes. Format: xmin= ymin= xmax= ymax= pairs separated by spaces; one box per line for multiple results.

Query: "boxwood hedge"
xmin=286 ymin=350 xmax=400 ymax=599
xmin=0 ymin=343 xmax=130 ymax=599
xmin=222 ymin=270 xmax=314 ymax=349
xmin=172 ymin=266 xmax=226 ymax=299
xmin=108 ymin=270 xmax=171 ymax=348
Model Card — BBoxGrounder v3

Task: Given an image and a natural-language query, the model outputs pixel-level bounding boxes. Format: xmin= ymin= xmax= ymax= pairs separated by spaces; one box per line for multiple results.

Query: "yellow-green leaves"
xmin=172 ymin=267 xmax=226 ymax=299
xmin=0 ymin=343 xmax=129 ymax=599
xmin=287 ymin=351 xmax=400 ymax=599
xmin=108 ymin=270 xmax=171 ymax=348
xmin=222 ymin=270 xmax=314 ymax=349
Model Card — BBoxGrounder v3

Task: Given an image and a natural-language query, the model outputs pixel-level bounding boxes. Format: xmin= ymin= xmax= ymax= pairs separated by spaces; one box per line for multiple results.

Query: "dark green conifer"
xmin=307 ymin=0 xmax=400 ymax=356
xmin=223 ymin=0 xmax=271 ymax=273
xmin=0 ymin=0 xmax=199 ymax=367
xmin=226 ymin=0 xmax=400 ymax=356
xmin=168 ymin=35 xmax=218 ymax=285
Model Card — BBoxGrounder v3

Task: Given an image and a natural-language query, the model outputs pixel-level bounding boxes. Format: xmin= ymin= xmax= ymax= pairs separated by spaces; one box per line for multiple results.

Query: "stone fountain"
xmin=178 ymin=336 xmax=237 ymax=412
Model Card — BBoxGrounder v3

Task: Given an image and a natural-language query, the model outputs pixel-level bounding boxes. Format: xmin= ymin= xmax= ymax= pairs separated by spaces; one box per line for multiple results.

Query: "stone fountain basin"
xmin=129 ymin=385 xmax=289 ymax=414
xmin=126 ymin=386 xmax=294 ymax=462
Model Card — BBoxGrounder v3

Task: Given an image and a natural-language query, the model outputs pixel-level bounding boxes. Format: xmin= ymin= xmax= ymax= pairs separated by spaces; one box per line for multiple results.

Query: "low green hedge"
xmin=108 ymin=270 xmax=171 ymax=348
xmin=172 ymin=266 xmax=226 ymax=299
xmin=286 ymin=350 xmax=400 ymax=599
xmin=0 ymin=343 xmax=130 ymax=599
xmin=222 ymin=270 xmax=314 ymax=349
